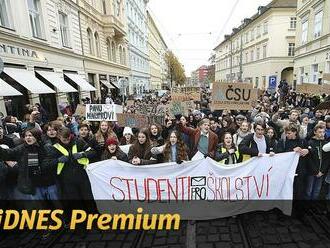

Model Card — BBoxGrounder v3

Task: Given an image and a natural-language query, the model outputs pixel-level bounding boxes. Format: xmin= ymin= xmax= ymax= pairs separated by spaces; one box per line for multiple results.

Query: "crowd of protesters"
xmin=0 ymin=82 xmax=330 ymax=221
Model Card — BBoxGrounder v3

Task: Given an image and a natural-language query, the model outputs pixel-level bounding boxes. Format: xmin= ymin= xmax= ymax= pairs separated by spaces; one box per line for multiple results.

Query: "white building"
xmin=126 ymin=0 xmax=150 ymax=94
xmin=0 ymin=0 xmax=95 ymax=118
xmin=214 ymin=0 xmax=297 ymax=90
xmin=294 ymin=0 xmax=330 ymax=85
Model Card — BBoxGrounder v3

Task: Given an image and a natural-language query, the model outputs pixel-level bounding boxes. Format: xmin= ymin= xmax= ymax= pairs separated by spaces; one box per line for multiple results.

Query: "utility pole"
xmin=230 ymin=39 xmax=233 ymax=83
xmin=239 ymin=33 xmax=243 ymax=82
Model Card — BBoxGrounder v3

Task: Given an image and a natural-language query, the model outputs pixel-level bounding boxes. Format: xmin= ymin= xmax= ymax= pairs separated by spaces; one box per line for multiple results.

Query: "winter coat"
xmin=238 ymin=133 xmax=275 ymax=159
xmin=0 ymin=143 xmax=55 ymax=195
xmin=177 ymin=124 xmax=218 ymax=159
xmin=101 ymin=147 xmax=128 ymax=162
xmin=307 ymin=138 xmax=330 ymax=176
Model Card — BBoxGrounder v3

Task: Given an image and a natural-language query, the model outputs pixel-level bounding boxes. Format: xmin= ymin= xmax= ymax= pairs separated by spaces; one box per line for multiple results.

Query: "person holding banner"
xmin=215 ymin=132 xmax=242 ymax=165
xmin=101 ymin=137 xmax=128 ymax=162
xmin=239 ymin=122 xmax=275 ymax=161
xmin=51 ymin=127 xmax=96 ymax=202
xmin=128 ymin=128 xmax=157 ymax=165
xmin=305 ymin=125 xmax=330 ymax=200
xmin=177 ymin=118 xmax=218 ymax=159
xmin=276 ymin=123 xmax=309 ymax=201
xmin=150 ymin=130 xmax=188 ymax=163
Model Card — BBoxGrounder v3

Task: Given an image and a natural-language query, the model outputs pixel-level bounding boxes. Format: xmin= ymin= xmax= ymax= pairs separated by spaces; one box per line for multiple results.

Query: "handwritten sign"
xmin=116 ymin=113 xmax=149 ymax=128
xmin=86 ymin=104 xmax=117 ymax=121
xmin=75 ymin=104 xmax=86 ymax=116
xmin=211 ymin=83 xmax=258 ymax=110
xmin=296 ymin=83 xmax=324 ymax=95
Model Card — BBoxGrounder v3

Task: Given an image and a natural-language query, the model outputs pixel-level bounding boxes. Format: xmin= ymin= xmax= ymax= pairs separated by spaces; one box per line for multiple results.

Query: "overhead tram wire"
xmin=214 ymin=0 xmax=241 ymax=46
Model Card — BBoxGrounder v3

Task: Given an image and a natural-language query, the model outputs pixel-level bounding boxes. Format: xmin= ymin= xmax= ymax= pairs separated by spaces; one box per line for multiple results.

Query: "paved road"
xmin=1 ymin=209 xmax=329 ymax=248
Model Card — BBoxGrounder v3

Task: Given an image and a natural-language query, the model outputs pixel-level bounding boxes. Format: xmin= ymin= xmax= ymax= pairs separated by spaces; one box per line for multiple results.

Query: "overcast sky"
xmin=148 ymin=0 xmax=272 ymax=76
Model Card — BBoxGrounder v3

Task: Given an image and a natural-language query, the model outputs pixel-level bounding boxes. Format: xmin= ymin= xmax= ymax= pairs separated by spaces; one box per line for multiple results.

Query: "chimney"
xmin=258 ymin=6 xmax=265 ymax=14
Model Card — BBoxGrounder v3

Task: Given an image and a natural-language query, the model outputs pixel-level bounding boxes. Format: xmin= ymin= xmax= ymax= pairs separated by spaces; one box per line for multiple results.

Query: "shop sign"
xmin=0 ymin=43 xmax=41 ymax=59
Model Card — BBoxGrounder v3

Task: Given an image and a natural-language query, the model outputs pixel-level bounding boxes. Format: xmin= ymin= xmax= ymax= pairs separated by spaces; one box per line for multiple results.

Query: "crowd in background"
xmin=0 ymin=82 xmax=330 ymax=221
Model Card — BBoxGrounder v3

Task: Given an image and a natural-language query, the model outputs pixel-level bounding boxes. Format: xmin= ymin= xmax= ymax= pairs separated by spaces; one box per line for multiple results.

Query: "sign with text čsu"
xmin=86 ymin=104 xmax=116 ymax=121
xmin=211 ymin=83 xmax=258 ymax=110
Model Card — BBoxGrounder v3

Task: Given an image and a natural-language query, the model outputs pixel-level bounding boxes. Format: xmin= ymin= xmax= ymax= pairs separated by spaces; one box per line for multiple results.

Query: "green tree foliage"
xmin=165 ymin=51 xmax=186 ymax=86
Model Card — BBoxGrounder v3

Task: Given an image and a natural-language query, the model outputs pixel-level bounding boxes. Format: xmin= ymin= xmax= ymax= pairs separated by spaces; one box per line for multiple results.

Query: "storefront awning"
xmin=110 ymin=81 xmax=119 ymax=89
xmin=36 ymin=71 xmax=77 ymax=93
xmin=3 ymin=68 xmax=55 ymax=94
xmin=64 ymin=73 xmax=96 ymax=92
xmin=0 ymin=78 xmax=22 ymax=96
xmin=100 ymin=80 xmax=115 ymax=89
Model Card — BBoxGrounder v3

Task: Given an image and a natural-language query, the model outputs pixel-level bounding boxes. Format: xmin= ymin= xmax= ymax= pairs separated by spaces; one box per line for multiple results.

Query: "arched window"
xmin=122 ymin=48 xmax=126 ymax=65
xmin=94 ymin=32 xmax=100 ymax=57
xmin=119 ymin=46 xmax=123 ymax=64
xmin=111 ymin=41 xmax=116 ymax=62
xmin=87 ymin=28 xmax=94 ymax=55
xmin=106 ymin=39 xmax=111 ymax=61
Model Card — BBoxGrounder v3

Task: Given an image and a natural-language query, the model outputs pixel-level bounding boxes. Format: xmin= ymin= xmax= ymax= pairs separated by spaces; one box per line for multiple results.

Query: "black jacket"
xmin=307 ymin=138 xmax=330 ymax=175
xmin=0 ymin=143 xmax=55 ymax=195
xmin=277 ymin=138 xmax=309 ymax=175
xmin=0 ymin=161 xmax=8 ymax=199
xmin=238 ymin=133 xmax=275 ymax=157
xmin=101 ymin=147 xmax=128 ymax=162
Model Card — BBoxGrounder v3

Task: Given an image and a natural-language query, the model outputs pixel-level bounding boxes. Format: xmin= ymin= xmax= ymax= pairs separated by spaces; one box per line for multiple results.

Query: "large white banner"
xmin=87 ymin=152 xmax=299 ymax=219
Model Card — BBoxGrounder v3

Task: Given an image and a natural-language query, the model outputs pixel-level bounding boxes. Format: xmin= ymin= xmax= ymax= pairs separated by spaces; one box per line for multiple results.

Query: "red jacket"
xmin=178 ymin=124 xmax=218 ymax=159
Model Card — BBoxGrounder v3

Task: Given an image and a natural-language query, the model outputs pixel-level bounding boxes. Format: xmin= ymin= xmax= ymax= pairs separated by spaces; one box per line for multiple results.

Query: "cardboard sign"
xmin=149 ymin=115 xmax=166 ymax=126
xmin=156 ymin=105 xmax=171 ymax=116
xmin=296 ymin=84 xmax=324 ymax=95
xmin=323 ymin=73 xmax=330 ymax=81
xmin=171 ymin=93 xmax=190 ymax=101
xmin=211 ymin=83 xmax=258 ymax=110
xmin=190 ymin=92 xmax=200 ymax=101
xmin=169 ymin=101 xmax=188 ymax=116
xmin=86 ymin=104 xmax=117 ymax=121
xmin=75 ymin=104 xmax=86 ymax=116
xmin=116 ymin=113 xmax=149 ymax=128
xmin=126 ymin=100 xmax=135 ymax=107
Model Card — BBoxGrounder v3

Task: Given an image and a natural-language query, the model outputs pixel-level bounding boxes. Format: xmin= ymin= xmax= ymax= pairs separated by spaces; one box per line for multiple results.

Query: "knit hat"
xmin=123 ymin=127 xmax=133 ymax=136
xmin=106 ymin=137 xmax=118 ymax=146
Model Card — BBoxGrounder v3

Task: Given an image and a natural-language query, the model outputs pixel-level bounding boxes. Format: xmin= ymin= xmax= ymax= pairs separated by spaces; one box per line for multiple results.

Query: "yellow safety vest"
xmin=219 ymin=147 xmax=240 ymax=164
xmin=53 ymin=143 xmax=89 ymax=175
xmin=241 ymin=143 xmax=252 ymax=162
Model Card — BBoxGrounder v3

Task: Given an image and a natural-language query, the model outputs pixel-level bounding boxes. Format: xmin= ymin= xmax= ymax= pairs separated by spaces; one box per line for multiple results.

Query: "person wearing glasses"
xmin=238 ymin=122 xmax=275 ymax=162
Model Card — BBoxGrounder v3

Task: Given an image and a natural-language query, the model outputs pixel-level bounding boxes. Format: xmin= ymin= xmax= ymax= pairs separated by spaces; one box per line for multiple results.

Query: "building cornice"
xmin=0 ymin=31 xmax=84 ymax=60
xmin=294 ymin=44 xmax=330 ymax=60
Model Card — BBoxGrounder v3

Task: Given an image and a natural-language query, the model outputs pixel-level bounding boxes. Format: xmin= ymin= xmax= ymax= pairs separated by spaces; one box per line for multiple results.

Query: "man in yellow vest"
xmin=51 ymin=127 xmax=97 ymax=209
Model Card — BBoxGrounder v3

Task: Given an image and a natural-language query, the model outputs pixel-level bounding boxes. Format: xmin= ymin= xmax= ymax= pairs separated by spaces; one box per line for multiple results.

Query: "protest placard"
xmin=169 ymin=101 xmax=187 ymax=116
xmin=126 ymin=100 xmax=135 ymax=107
xmin=296 ymin=83 xmax=324 ymax=95
xmin=211 ymin=83 xmax=258 ymax=110
xmin=86 ymin=104 xmax=117 ymax=121
xmin=75 ymin=104 xmax=86 ymax=116
xmin=116 ymin=113 xmax=149 ymax=128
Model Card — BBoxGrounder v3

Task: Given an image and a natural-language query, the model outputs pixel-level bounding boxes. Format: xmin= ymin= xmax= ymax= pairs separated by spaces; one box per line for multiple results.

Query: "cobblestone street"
xmin=1 ymin=209 xmax=329 ymax=248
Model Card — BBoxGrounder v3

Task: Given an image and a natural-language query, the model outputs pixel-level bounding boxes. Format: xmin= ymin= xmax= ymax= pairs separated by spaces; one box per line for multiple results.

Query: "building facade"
xmin=294 ymin=0 xmax=330 ymax=85
xmin=78 ymin=0 xmax=130 ymax=100
xmin=126 ymin=0 xmax=150 ymax=95
xmin=0 ymin=0 xmax=95 ymax=118
xmin=214 ymin=0 xmax=297 ymax=89
xmin=147 ymin=10 xmax=167 ymax=91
